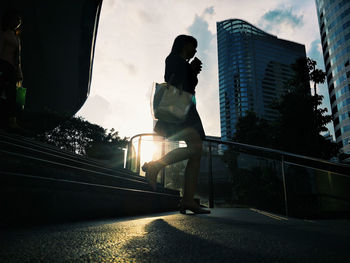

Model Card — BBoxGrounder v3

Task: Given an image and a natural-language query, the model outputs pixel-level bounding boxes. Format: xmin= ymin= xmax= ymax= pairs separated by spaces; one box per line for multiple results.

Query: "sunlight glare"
xmin=141 ymin=140 xmax=158 ymax=164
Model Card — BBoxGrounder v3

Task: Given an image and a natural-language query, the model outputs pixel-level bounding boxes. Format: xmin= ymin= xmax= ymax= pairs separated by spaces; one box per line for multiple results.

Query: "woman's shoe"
xmin=179 ymin=201 xmax=211 ymax=215
xmin=142 ymin=161 xmax=159 ymax=190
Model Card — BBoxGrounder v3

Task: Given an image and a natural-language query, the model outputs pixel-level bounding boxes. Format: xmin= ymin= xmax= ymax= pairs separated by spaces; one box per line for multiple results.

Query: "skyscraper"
xmin=217 ymin=19 xmax=306 ymax=141
xmin=315 ymin=0 xmax=350 ymax=155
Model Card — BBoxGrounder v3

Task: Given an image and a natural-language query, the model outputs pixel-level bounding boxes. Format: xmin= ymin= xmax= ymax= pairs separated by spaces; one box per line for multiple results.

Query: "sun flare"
xmin=141 ymin=140 xmax=158 ymax=164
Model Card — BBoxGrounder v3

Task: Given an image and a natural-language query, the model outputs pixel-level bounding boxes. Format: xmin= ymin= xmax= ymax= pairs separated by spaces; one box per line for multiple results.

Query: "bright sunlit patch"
xmin=141 ymin=140 xmax=158 ymax=164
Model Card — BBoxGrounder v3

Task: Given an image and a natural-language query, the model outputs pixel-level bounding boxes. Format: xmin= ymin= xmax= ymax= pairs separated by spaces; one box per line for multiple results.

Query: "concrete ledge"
xmin=1 ymin=172 xmax=180 ymax=225
xmin=0 ymin=132 xmax=180 ymax=225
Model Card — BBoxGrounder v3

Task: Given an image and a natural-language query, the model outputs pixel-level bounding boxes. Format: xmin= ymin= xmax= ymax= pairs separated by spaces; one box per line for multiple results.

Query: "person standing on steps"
xmin=0 ymin=10 xmax=23 ymax=131
xmin=142 ymin=34 xmax=210 ymax=214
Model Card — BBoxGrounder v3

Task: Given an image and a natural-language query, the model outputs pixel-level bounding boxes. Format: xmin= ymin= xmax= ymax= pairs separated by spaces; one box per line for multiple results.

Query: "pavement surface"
xmin=1 ymin=208 xmax=350 ymax=263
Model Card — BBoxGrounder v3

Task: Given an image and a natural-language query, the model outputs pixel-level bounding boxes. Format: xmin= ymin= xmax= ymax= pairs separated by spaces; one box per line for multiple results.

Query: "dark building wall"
xmin=217 ymin=19 xmax=306 ymax=140
xmin=0 ymin=0 xmax=102 ymax=115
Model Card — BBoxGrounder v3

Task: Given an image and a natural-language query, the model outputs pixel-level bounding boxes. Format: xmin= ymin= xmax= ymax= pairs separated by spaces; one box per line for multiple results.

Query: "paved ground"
xmin=1 ymin=208 xmax=350 ymax=262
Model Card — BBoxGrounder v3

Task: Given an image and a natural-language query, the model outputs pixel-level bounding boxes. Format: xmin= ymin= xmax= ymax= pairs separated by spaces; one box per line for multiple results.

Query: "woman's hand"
xmin=190 ymin=57 xmax=202 ymax=75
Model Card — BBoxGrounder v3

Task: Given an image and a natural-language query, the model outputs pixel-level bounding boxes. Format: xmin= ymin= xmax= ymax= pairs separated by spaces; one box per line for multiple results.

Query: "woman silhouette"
xmin=143 ymin=35 xmax=210 ymax=214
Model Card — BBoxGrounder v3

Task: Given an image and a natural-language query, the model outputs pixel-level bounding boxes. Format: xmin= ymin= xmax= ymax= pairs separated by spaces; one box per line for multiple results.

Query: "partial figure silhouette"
xmin=0 ymin=9 xmax=23 ymax=131
xmin=143 ymin=35 xmax=210 ymax=214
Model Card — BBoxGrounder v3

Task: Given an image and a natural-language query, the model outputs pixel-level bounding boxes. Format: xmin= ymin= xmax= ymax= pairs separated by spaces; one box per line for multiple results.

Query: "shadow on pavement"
xmin=121 ymin=218 xmax=280 ymax=263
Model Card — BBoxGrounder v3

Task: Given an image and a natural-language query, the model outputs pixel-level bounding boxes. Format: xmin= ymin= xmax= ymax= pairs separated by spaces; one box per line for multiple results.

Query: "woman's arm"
xmin=3 ymin=30 xmax=19 ymax=48
xmin=164 ymin=55 xmax=186 ymax=85
xmin=190 ymin=57 xmax=202 ymax=75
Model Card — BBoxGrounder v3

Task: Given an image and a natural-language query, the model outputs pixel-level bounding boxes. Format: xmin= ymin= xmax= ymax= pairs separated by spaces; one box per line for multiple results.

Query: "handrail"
xmin=205 ymin=137 xmax=350 ymax=176
xmin=128 ymin=133 xmax=350 ymax=176
xmin=129 ymin=133 xmax=161 ymax=142
xmin=0 ymin=171 xmax=177 ymax=197
xmin=127 ymin=133 xmax=350 ymax=217
xmin=0 ymin=131 xmax=124 ymax=168
xmin=0 ymin=131 xmax=180 ymax=197
xmin=0 ymin=135 xmax=131 ymax=176
xmin=0 ymin=148 xmax=144 ymax=185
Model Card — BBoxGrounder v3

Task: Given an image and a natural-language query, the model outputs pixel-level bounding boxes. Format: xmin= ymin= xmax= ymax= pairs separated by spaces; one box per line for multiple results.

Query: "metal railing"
xmin=126 ymin=133 xmax=350 ymax=218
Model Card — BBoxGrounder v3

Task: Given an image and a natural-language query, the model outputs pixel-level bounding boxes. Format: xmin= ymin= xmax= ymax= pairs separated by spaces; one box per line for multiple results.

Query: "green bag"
xmin=16 ymin=85 xmax=26 ymax=109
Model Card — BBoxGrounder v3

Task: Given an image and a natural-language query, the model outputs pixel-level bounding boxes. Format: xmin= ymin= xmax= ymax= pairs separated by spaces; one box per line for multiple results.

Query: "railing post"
xmin=126 ymin=141 xmax=131 ymax=170
xmin=160 ymin=138 xmax=166 ymax=186
xmin=208 ymin=141 xmax=214 ymax=208
xmin=136 ymin=136 xmax=142 ymax=175
xmin=281 ymin=154 xmax=289 ymax=217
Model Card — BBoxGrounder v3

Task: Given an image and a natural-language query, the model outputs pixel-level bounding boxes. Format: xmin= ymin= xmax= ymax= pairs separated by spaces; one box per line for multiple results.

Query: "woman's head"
xmin=170 ymin=35 xmax=197 ymax=60
xmin=1 ymin=10 xmax=22 ymax=32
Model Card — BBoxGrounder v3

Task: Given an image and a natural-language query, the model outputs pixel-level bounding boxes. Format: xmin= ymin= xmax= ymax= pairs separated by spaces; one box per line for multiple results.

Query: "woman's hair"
xmin=170 ymin=35 xmax=197 ymax=55
xmin=1 ymin=9 xmax=21 ymax=31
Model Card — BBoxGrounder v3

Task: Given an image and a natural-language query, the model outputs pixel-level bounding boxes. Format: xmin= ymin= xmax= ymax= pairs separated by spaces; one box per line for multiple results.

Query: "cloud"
xmin=78 ymin=0 xmax=334 ymax=139
xmin=262 ymin=8 xmax=303 ymax=27
xmin=259 ymin=8 xmax=304 ymax=34
xmin=187 ymin=7 xmax=220 ymax=137
xmin=117 ymin=58 xmax=138 ymax=75
xmin=187 ymin=10 xmax=215 ymax=58
xmin=204 ymin=6 xmax=215 ymax=16
xmin=137 ymin=10 xmax=156 ymax=24
xmin=307 ymin=39 xmax=325 ymax=70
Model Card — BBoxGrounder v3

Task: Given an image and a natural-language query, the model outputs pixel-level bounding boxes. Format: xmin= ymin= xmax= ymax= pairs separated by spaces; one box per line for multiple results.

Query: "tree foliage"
xmin=31 ymin=114 xmax=128 ymax=157
xmin=234 ymin=58 xmax=338 ymax=160
xmin=234 ymin=111 xmax=274 ymax=148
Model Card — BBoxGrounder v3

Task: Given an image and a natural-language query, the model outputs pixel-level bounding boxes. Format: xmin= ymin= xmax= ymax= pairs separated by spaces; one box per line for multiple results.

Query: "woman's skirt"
xmin=154 ymin=105 xmax=205 ymax=141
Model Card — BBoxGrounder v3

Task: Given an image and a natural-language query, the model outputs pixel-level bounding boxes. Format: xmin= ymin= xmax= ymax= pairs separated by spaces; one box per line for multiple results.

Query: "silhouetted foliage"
xmin=234 ymin=57 xmax=338 ymax=160
xmin=222 ymin=58 xmax=339 ymax=211
xmin=307 ymin=58 xmax=326 ymax=97
xmin=271 ymin=57 xmax=338 ymax=159
xmin=234 ymin=111 xmax=275 ymax=148
xmin=21 ymin=110 xmax=128 ymax=158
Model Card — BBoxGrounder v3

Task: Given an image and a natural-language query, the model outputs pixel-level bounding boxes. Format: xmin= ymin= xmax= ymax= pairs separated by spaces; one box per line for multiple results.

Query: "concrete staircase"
xmin=0 ymin=131 xmax=180 ymax=224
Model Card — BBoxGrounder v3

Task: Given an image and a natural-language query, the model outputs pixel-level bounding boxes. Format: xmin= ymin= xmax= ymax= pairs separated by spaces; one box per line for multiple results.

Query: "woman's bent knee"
xmin=187 ymin=141 xmax=202 ymax=158
xmin=182 ymin=128 xmax=203 ymax=157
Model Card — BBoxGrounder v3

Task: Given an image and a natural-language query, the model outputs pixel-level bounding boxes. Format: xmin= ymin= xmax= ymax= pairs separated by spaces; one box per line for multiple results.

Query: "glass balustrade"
xmin=126 ymin=133 xmax=350 ymax=218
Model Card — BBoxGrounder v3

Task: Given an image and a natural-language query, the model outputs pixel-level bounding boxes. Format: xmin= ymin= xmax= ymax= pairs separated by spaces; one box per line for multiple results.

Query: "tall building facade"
xmin=217 ymin=19 xmax=306 ymax=141
xmin=315 ymin=0 xmax=350 ymax=155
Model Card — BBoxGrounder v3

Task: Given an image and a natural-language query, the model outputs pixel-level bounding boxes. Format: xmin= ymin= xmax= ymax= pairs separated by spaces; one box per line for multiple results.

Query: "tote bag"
xmin=151 ymin=82 xmax=193 ymax=123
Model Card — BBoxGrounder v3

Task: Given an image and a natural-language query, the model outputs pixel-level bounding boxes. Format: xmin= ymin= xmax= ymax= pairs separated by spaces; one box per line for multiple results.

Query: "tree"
xmin=233 ymin=58 xmax=338 ymax=159
xmin=35 ymin=115 xmax=128 ymax=157
xmin=272 ymin=58 xmax=338 ymax=159
xmin=307 ymin=58 xmax=326 ymax=98
xmin=234 ymin=111 xmax=275 ymax=149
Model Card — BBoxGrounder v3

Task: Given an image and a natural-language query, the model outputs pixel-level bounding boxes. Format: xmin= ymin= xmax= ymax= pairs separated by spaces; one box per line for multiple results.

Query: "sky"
xmin=76 ymin=0 xmax=333 ymax=139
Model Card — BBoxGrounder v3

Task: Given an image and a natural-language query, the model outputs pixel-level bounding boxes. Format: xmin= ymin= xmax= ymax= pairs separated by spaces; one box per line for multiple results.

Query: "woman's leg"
xmin=158 ymin=128 xmax=201 ymax=164
xmin=143 ymin=128 xmax=202 ymax=190
xmin=181 ymin=129 xmax=202 ymax=203
xmin=174 ymin=128 xmax=209 ymax=213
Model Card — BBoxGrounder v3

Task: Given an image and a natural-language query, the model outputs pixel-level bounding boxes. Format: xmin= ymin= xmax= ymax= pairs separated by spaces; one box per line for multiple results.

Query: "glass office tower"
xmin=217 ymin=19 xmax=306 ymax=141
xmin=315 ymin=0 xmax=350 ymax=155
